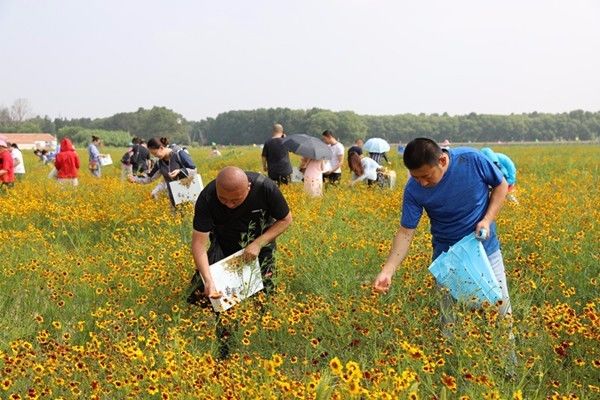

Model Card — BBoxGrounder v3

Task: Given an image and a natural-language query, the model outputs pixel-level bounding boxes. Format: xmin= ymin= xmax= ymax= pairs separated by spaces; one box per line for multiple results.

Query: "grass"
xmin=0 ymin=144 xmax=598 ymax=399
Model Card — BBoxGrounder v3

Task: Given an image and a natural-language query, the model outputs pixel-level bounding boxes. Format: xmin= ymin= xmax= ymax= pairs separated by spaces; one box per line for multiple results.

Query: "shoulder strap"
xmin=171 ymin=149 xmax=184 ymax=167
xmin=171 ymin=149 xmax=189 ymax=177
xmin=255 ymin=173 xmax=267 ymax=186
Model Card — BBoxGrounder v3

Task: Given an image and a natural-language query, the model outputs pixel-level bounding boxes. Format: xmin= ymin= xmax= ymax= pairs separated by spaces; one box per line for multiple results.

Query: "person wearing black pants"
xmin=262 ymin=124 xmax=293 ymax=186
xmin=188 ymin=167 xmax=292 ymax=358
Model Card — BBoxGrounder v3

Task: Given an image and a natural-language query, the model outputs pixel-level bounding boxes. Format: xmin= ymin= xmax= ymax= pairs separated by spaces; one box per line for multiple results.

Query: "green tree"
xmin=307 ymin=110 xmax=340 ymax=137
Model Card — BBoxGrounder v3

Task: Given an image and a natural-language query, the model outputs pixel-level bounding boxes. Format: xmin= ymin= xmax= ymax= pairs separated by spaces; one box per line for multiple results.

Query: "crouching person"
xmin=189 ymin=166 xmax=292 ymax=357
xmin=128 ymin=137 xmax=197 ymax=203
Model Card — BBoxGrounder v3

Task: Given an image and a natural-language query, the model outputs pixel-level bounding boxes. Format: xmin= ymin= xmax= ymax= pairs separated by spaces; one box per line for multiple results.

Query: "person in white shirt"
xmin=348 ymin=152 xmax=382 ymax=186
xmin=321 ymin=130 xmax=344 ymax=184
xmin=10 ymin=143 xmax=25 ymax=180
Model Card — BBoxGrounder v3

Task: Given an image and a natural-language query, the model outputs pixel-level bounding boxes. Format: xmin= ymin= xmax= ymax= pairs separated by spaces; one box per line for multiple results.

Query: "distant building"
xmin=0 ymin=133 xmax=57 ymax=150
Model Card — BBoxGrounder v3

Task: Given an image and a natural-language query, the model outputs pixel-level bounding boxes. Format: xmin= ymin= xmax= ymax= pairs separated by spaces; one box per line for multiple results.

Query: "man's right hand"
xmin=203 ymin=280 xmax=222 ymax=299
xmin=373 ymin=269 xmax=393 ymax=293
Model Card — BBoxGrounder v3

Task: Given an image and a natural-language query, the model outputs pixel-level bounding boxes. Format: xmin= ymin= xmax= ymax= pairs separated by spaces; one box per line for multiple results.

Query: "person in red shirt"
xmin=0 ymin=139 xmax=15 ymax=190
xmin=54 ymin=137 xmax=80 ymax=186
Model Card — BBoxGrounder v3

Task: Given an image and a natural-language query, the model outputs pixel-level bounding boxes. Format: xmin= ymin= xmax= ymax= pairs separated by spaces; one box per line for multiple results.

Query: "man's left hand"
xmin=243 ymin=241 xmax=261 ymax=261
xmin=168 ymin=169 xmax=181 ymax=178
xmin=475 ymin=218 xmax=491 ymax=240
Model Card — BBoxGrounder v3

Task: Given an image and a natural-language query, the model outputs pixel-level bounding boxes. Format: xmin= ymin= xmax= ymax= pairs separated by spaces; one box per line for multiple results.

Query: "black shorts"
xmin=268 ymin=173 xmax=291 ymax=185
xmin=322 ymin=172 xmax=341 ymax=184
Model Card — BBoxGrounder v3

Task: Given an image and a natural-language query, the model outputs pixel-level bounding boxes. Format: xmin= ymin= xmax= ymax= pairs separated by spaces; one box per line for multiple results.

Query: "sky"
xmin=1 ymin=0 xmax=599 ymax=121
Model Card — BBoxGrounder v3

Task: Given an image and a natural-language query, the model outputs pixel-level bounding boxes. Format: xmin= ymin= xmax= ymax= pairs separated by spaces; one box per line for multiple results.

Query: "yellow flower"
xmin=329 ymin=357 xmax=343 ymax=375
xmin=513 ymin=390 xmax=523 ymax=400
xmin=263 ymin=360 xmax=276 ymax=376
xmin=441 ymin=373 xmax=457 ymax=392
xmin=1 ymin=378 xmax=13 ymax=390
xmin=272 ymin=354 xmax=283 ymax=367
xmin=347 ymin=379 xmax=361 ymax=395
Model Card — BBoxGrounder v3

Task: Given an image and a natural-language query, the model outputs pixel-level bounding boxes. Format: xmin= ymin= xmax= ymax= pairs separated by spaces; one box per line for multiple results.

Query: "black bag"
xmin=121 ymin=150 xmax=133 ymax=165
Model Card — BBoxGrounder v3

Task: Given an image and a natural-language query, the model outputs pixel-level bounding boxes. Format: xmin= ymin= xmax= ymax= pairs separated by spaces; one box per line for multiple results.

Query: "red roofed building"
xmin=0 ymin=133 xmax=57 ymax=150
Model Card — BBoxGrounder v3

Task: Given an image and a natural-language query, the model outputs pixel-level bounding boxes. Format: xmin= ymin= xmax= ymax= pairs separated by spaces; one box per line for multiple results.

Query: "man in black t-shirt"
xmin=261 ymin=124 xmax=292 ymax=185
xmin=131 ymin=139 xmax=151 ymax=174
xmin=190 ymin=166 xmax=292 ymax=301
xmin=348 ymin=138 xmax=364 ymax=157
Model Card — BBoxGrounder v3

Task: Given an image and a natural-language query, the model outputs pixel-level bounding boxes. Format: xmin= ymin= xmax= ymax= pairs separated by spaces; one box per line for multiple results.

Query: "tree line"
xmin=192 ymin=108 xmax=600 ymax=144
xmin=2 ymin=99 xmax=599 ymax=146
xmin=0 ymin=100 xmax=189 ymax=146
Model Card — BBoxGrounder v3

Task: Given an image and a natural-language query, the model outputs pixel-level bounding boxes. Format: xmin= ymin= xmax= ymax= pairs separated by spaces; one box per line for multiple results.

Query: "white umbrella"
xmin=364 ymin=138 xmax=390 ymax=153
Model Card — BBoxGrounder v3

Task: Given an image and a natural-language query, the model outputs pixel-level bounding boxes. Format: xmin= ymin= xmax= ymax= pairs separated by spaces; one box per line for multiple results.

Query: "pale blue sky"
xmin=1 ymin=0 xmax=599 ymax=120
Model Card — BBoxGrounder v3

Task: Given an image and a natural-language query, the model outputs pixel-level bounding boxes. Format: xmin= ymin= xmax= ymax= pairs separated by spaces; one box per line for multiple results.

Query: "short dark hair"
xmin=147 ymin=137 xmax=168 ymax=149
xmin=403 ymin=138 xmax=443 ymax=170
xmin=10 ymin=143 xmax=19 ymax=149
xmin=322 ymin=130 xmax=334 ymax=138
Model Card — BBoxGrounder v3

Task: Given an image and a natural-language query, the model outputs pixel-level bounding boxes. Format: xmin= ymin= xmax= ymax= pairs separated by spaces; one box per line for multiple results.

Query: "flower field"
xmin=0 ymin=144 xmax=598 ymax=399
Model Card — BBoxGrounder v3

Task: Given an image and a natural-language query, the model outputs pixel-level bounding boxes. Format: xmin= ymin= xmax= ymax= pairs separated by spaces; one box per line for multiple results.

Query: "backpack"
xmin=121 ymin=149 xmax=133 ymax=165
xmin=168 ymin=143 xmax=189 ymax=154
xmin=130 ymin=144 xmax=141 ymax=166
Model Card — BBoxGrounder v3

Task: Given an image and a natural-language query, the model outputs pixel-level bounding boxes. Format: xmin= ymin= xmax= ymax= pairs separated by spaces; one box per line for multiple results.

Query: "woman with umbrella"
xmin=299 ymin=157 xmax=325 ymax=196
xmin=282 ymin=134 xmax=332 ymax=197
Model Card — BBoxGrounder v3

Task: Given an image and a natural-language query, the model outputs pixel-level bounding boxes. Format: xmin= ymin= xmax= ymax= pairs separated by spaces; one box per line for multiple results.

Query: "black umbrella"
xmin=282 ymin=134 xmax=332 ymax=160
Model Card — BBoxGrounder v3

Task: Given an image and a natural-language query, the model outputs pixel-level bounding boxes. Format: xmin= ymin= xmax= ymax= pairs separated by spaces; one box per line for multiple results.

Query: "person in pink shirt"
xmin=299 ymin=157 xmax=324 ymax=197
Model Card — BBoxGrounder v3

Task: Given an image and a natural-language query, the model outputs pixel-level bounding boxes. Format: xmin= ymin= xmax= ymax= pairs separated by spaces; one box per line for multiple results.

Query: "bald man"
xmin=261 ymin=123 xmax=292 ymax=185
xmin=189 ymin=166 xmax=292 ymax=303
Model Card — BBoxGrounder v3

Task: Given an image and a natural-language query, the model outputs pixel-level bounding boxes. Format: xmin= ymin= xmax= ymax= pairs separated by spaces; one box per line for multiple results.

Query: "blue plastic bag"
xmin=428 ymin=233 xmax=502 ymax=307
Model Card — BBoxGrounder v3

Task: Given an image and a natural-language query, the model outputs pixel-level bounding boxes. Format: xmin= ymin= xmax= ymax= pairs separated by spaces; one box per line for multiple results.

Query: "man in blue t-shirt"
xmin=373 ymin=138 xmax=512 ymax=318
